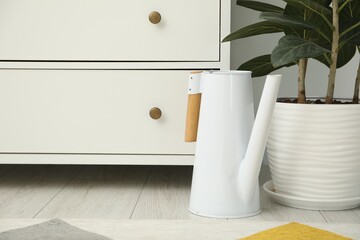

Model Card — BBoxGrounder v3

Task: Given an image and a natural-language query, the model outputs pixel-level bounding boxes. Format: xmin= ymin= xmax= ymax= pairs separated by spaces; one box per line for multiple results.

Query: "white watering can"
xmin=185 ymin=71 xmax=282 ymax=218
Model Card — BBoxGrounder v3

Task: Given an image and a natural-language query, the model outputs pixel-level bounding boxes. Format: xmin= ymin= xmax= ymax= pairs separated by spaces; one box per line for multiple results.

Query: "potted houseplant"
xmin=224 ymin=0 xmax=360 ymax=210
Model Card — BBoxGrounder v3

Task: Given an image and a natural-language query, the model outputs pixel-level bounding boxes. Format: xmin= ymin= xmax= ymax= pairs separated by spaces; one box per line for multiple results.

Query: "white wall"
xmin=230 ymin=0 xmax=359 ymax=107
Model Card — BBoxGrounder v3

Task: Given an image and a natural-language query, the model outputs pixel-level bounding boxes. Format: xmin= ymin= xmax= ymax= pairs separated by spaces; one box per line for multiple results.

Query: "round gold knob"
xmin=149 ymin=107 xmax=162 ymax=120
xmin=149 ymin=11 xmax=161 ymax=24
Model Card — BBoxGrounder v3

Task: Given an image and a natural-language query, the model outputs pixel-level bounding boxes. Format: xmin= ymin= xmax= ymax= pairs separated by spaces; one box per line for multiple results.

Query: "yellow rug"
xmin=241 ymin=222 xmax=351 ymax=240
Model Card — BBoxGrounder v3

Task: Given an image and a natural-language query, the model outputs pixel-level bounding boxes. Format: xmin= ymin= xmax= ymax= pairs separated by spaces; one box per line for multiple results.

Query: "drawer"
xmin=0 ymin=70 xmax=195 ymax=154
xmin=0 ymin=0 xmax=219 ymax=61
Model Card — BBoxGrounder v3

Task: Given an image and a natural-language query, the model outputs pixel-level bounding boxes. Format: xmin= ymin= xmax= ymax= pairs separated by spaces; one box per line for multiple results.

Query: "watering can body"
xmin=187 ymin=71 xmax=281 ymax=218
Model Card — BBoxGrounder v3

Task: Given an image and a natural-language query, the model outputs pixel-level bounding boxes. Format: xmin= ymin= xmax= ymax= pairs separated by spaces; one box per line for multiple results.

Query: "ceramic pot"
xmin=266 ymin=99 xmax=360 ymax=210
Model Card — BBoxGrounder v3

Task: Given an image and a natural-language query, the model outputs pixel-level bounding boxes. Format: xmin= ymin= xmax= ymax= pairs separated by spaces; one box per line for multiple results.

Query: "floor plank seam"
xmin=32 ymin=166 xmax=85 ymax=218
xmin=319 ymin=211 xmax=329 ymax=223
xmin=129 ymin=166 xmax=153 ymax=219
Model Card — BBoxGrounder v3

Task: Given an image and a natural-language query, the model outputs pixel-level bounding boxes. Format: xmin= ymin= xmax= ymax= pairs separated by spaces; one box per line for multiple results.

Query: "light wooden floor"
xmin=0 ymin=164 xmax=359 ymax=224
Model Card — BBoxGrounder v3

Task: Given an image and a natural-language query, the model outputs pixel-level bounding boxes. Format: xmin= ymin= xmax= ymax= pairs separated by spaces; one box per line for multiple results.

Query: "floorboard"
xmin=35 ymin=165 xmax=151 ymax=219
xmin=321 ymin=209 xmax=360 ymax=223
xmin=0 ymin=164 xmax=358 ymax=223
xmin=0 ymin=165 xmax=82 ymax=218
xmin=247 ymin=190 xmax=328 ymax=223
xmin=131 ymin=166 xmax=193 ymax=219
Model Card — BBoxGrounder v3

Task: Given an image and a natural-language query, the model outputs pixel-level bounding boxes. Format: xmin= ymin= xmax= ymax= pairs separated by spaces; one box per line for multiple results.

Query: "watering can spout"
xmin=238 ymin=75 xmax=282 ymax=203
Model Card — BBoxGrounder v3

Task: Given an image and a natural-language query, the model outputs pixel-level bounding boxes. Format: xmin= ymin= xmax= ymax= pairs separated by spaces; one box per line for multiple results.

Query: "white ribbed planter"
xmin=266 ymin=100 xmax=360 ymax=210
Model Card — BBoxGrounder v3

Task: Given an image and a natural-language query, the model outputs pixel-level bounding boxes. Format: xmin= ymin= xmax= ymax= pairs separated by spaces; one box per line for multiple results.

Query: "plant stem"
xmin=297 ymin=58 xmax=307 ymax=103
xmin=297 ymin=9 xmax=308 ymax=104
xmin=325 ymin=0 xmax=339 ymax=104
xmin=353 ymin=60 xmax=360 ymax=104
xmin=339 ymin=22 xmax=360 ymax=39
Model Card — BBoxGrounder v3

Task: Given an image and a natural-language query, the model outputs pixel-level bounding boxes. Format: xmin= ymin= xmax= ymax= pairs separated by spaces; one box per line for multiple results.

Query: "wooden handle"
xmin=185 ymin=93 xmax=201 ymax=142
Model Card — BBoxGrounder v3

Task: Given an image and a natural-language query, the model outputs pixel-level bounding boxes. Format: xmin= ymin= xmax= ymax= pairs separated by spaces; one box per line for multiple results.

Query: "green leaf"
xmin=260 ymin=12 xmax=319 ymax=30
xmin=341 ymin=25 xmax=360 ymax=45
xmin=283 ymin=3 xmax=332 ymax=44
xmin=339 ymin=0 xmax=360 ymax=46
xmin=346 ymin=33 xmax=360 ymax=45
xmin=222 ymin=21 xmax=283 ymax=42
xmin=271 ymin=35 xmax=331 ymax=67
xmin=283 ymin=0 xmax=332 ymax=15
xmin=337 ymin=45 xmax=356 ymax=68
xmin=236 ymin=0 xmax=284 ymax=13
xmin=238 ymin=54 xmax=295 ymax=77
xmin=317 ymin=0 xmax=331 ymax=5
xmin=315 ymin=44 xmax=357 ymax=68
xmin=339 ymin=0 xmax=360 ymax=16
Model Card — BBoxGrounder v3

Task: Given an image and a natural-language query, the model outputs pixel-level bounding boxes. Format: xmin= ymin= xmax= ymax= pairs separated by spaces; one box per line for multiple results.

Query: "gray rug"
xmin=0 ymin=219 xmax=112 ymax=240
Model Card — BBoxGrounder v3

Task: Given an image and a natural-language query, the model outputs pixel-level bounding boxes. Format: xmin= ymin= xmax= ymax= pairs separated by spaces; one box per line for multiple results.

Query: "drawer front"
xmin=0 ymin=70 xmax=195 ymax=154
xmin=0 ymin=0 xmax=219 ymax=61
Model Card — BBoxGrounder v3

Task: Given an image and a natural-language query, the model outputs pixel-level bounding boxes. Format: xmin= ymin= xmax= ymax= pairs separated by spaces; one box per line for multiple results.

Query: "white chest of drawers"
xmin=0 ymin=0 xmax=230 ymax=165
